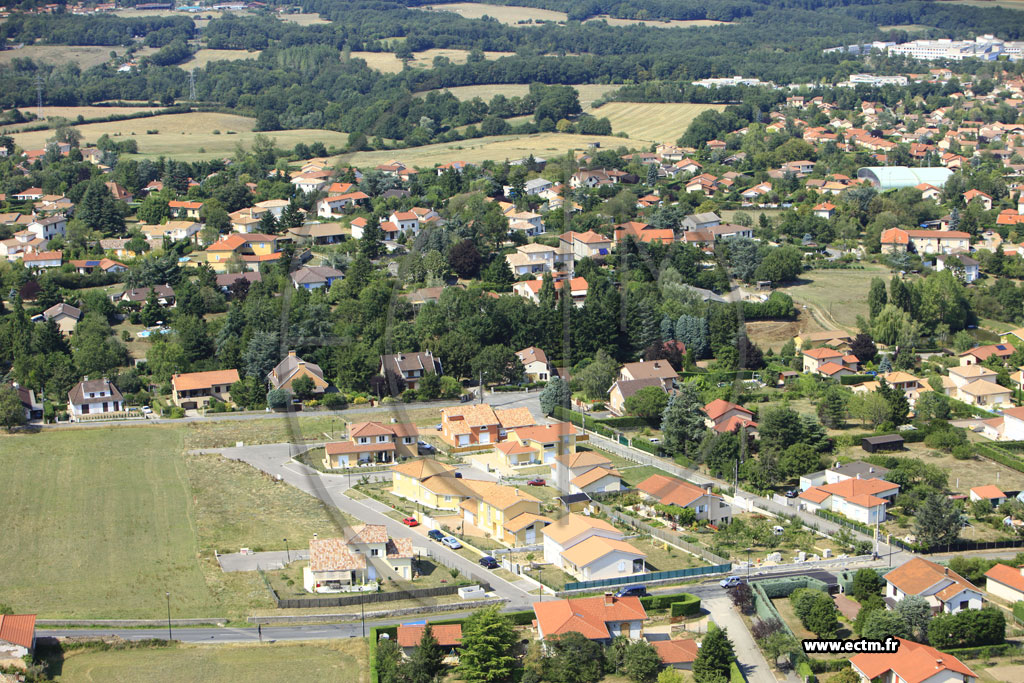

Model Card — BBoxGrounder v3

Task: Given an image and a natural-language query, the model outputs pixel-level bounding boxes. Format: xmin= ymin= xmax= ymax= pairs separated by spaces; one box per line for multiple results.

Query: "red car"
xmin=402 ymin=517 xmax=420 ymax=527
xmin=527 ymin=478 xmax=546 ymax=486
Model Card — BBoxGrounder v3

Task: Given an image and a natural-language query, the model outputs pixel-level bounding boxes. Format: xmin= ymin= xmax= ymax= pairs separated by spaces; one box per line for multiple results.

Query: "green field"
xmin=0 ymin=45 xmax=134 ymax=69
xmin=350 ymin=48 xmax=516 ymax=74
xmin=774 ymin=264 xmax=890 ymax=332
xmin=939 ymin=0 xmax=1024 ymax=9
xmin=0 ymin=425 xmax=339 ymax=618
xmin=10 ymin=112 xmax=350 ymax=161
xmin=183 ymin=49 xmax=262 ymax=69
xmin=53 ymin=640 xmax=367 ymax=683
xmin=589 ymin=102 xmax=726 ymax=143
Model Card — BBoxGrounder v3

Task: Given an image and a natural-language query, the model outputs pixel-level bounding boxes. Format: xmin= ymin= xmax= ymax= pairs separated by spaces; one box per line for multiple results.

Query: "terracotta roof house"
xmin=440 ymin=403 xmax=500 ymax=448
xmin=323 ymin=421 xmax=419 ymax=468
xmin=984 ymin=562 xmax=1024 ymax=603
xmin=268 ymin=350 xmax=328 ymax=395
xmin=969 ymin=485 xmax=1007 ymax=506
xmin=171 ymin=369 xmax=240 ymax=410
xmin=396 ymin=623 xmax=463 ymax=656
xmin=0 ymin=614 xmax=36 ymax=659
xmin=67 ymin=377 xmax=124 ymax=420
xmin=551 ymin=450 xmax=624 ymax=495
xmin=959 ymin=343 xmax=1014 ymax=366
xmin=703 ymin=399 xmax=755 ymax=433
xmin=850 ymin=638 xmax=976 ymax=683
xmin=533 ymin=594 xmax=647 ymax=642
xmin=883 ymin=557 xmax=982 ymax=614
xmin=380 ymin=350 xmax=441 ymax=392
xmin=653 ymin=639 xmax=699 ymax=670
xmin=636 ymin=474 xmax=732 ymax=524
xmin=798 ymin=477 xmax=899 ymax=525
xmin=303 ymin=527 xmax=414 ymax=592
xmin=391 ymin=458 xmax=474 ymax=511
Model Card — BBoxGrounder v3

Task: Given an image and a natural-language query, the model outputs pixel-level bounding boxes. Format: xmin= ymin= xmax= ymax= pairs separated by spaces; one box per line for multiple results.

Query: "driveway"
xmin=705 ymin=593 xmax=790 ymax=683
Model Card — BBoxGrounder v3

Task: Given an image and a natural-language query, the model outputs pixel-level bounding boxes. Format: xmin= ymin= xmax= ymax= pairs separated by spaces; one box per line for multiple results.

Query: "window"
xmin=444 ymin=495 xmax=451 ymax=502
xmin=403 ymin=437 xmax=413 ymax=444
xmin=370 ymin=548 xmax=379 ymax=557
xmin=617 ymin=561 xmax=625 ymax=572
xmin=359 ymin=437 xmax=369 ymax=444
xmin=480 ymin=425 xmax=488 ymax=431
xmin=959 ymin=600 xmax=968 ymax=610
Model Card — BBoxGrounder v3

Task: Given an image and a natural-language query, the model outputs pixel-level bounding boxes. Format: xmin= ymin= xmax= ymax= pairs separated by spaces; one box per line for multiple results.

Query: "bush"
xmin=670 ymin=595 xmax=702 ymax=617
xmin=322 ymin=392 xmax=347 ymax=409
xmin=266 ymin=389 xmax=290 ymax=411
xmin=641 ymin=591 xmax=700 ymax=612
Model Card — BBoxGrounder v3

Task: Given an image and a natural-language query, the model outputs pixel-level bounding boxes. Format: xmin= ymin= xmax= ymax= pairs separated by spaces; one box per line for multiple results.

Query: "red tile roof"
xmin=637 ymin=474 xmax=708 ymax=508
xmin=984 ymin=563 xmax=1024 ymax=593
xmin=851 ymin=638 xmax=976 ymax=683
xmin=0 ymin=614 xmax=35 ymax=649
xmin=653 ymin=639 xmax=699 ymax=665
xmin=703 ymin=399 xmax=752 ymax=421
xmin=533 ymin=595 xmax=646 ymax=639
xmin=397 ymin=624 xmax=462 ymax=647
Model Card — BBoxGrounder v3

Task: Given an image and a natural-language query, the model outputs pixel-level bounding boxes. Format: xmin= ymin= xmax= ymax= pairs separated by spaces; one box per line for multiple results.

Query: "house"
xmin=959 ymin=343 xmax=1014 ymax=366
xmin=42 ymin=302 xmax=82 ymax=335
xmin=798 ymin=477 xmax=900 ymax=524
xmin=551 ymin=450 xmax=624 ymax=495
xmin=171 ymin=369 xmax=240 ymax=409
xmin=70 ymin=258 xmax=127 ymax=275
xmin=215 ymin=271 xmax=261 ymax=294
xmin=26 ymin=214 xmax=66 ymax=240
xmin=794 ymin=330 xmax=853 ymax=350
xmin=883 ymin=557 xmax=983 ymax=614
xmin=512 ymin=276 xmax=588 ymax=308
xmin=516 ymin=346 xmax=550 ymax=382
xmin=9 ymin=383 xmax=43 ymax=422
xmin=969 ymin=485 xmax=1007 ymax=506
xmin=802 ymin=347 xmax=849 ymax=375
xmin=458 ymin=480 xmax=544 ymax=545
xmin=504 ymin=242 xmax=574 ymax=277
xmin=288 ymin=223 xmax=347 ymax=245
xmin=850 ymin=638 xmax=977 ymax=683
xmin=508 ymin=422 xmax=579 ymax=464
xmin=67 ymin=377 xmax=124 ymax=419
xmin=168 ymin=200 xmax=204 ymax=219
xmin=607 ymin=377 xmax=670 ymax=417
xmin=543 ymin=514 xmax=646 ymax=581
xmin=984 ymin=562 xmax=1024 ymax=603
xmin=402 ymin=284 xmax=464 ymax=311
xmin=882 ymin=228 xmax=972 ymax=255
xmin=380 ymin=350 xmax=442 ymax=392
xmin=323 ymin=421 xmax=419 ymax=468
xmin=268 ymin=350 xmax=329 ymax=395
xmin=396 ymin=624 xmax=462 ymax=658
xmin=813 ymin=202 xmax=836 ymax=219
xmin=391 ymin=458 xmax=472 ymax=511
xmin=303 ymin=526 xmax=414 ymax=592
xmin=440 ymin=403 xmax=501 ymax=448
xmin=963 ymin=189 xmax=993 ymax=210
xmin=22 ymin=250 xmax=62 ymax=269
xmin=799 ymin=461 xmax=890 ymax=491
xmin=636 ymin=474 xmax=733 ymax=525
xmin=290 ymin=265 xmax=345 ymax=290
xmin=948 ymin=365 xmax=1012 ymax=408
xmin=558 ymin=230 xmax=613 ymax=260
xmin=118 ymin=284 xmax=175 ymax=306
xmin=703 ymin=399 xmax=756 ymax=434
xmin=0 ymin=613 xmax=36 ymax=659
xmin=934 ymin=253 xmax=979 ymax=283
xmin=653 ymin=639 xmax=699 ymax=670
xmin=105 ymin=181 xmax=133 ymax=203
xmin=619 ymin=360 xmax=677 ymax=387
xmin=316 ymin=192 xmax=369 ymax=217
xmin=141 ymin=220 xmax=201 ymax=243
xmin=533 ymin=594 xmax=647 ymax=642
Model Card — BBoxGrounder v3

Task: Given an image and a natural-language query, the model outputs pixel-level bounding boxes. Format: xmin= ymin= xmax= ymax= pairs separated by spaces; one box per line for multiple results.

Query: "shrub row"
xmin=640 ymin=591 xmax=699 ymax=611
xmin=839 ymin=374 xmax=876 ymax=385
xmin=670 ymin=594 xmax=702 ymax=617
xmin=976 ymin=444 xmax=1024 ymax=475
xmin=631 ymin=438 xmax=660 ymax=455
xmin=755 ymin=576 xmax=829 ymax=599
xmin=597 ymin=416 xmax=652 ymax=429
xmin=942 ymin=643 xmax=1017 ymax=659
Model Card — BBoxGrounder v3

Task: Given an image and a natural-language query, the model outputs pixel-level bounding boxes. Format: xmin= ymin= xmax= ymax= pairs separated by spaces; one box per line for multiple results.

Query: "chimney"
xmin=856 ymin=473 xmax=861 ymax=480
xmin=936 ymin=659 xmax=943 ymax=669
xmin=604 ymin=592 xmax=614 ymax=606
xmin=288 ymin=350 xmax=297 ymax=357
xmin=313 ymin=533 xmax=318 ymax=540
xmin=945 ymin=567 xmax=949 ymax=576
xmin=869 ymin=467 xmax=875 ymax=473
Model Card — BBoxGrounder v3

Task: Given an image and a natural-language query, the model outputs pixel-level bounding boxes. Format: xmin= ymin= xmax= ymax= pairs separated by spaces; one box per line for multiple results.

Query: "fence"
xmin=591 ymin=499 xmax=730 ymax=565
xmin=274 ymin=584 xmax=469 ymax=609
xmin=564 ymin=563 xmax=732 ymax=592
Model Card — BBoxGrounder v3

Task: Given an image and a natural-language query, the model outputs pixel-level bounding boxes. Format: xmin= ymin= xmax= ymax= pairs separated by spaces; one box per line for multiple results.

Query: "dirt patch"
xmin=980 ymin=663 xmax=1024 ymax=682
xmin=834 ymin=593 xmax=860 ymax=621
xmin=745 ymin=309 xmax=824 ymax=351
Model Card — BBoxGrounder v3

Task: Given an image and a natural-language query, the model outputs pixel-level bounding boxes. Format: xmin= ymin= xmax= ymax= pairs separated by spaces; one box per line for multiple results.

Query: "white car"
xmin=141 ymin=406 xmax=153 ymax=415
xmin=720 ymin=576 xmax=743 ymax=588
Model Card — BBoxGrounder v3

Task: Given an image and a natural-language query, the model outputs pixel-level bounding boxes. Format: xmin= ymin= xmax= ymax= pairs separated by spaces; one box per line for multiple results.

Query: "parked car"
xmin=401 ymin=517 xmax=419 ymax=527
xmin=479 ymin=556 xmax=499 ymax=569
xmin=441 ymin=536 xmax=462 ymax=549
xmin=454 ymin=472 xmax=463 ymax=478
xmin=141 ymin=406 xmax=153 ymax=415
xmin=784 ymin=489 xmax=799 ymax=498
xmin=527 ymin=478 xmax=546 ymax=486
xmin=720 ymin=576 xmax=743 ymax=588
xmin=648 ymin=438 xmax=660 ymax=444
xmin=427 ymin=530 xmax=445 ymax=542
xmin=614 ymin=585 xmax=648 ymax=598
xmin=434 ymin=423 xmax=443 ymax=431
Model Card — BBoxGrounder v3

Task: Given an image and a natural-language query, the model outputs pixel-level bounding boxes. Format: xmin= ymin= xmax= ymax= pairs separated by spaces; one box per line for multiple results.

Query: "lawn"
xmin=337 ymin=132 xmax=627 ymax=169
xmin=416 ymin=2 xmax=568 ymax=25
xmin=183 ymin=49 xmax=262 ymax=69
xmin=51 ymin=640 xmax=367 ymax=683
xmin=279 ymin=12 xmax=331 ymax=25
xmin=586 ymin=102 xmax=726 ymax=143
xmin=942 ymin=0 xmax=1024 ymax=9
xmin=0 ymin=106 xmax=163 ymax=132
xmin=774 ymin=264 xmax=891 ymax=332
xmin=10 ymin=112 xmax=350 ymax=161
xmin=415 ymin=84 xmax=621 ymax=110
xmin=0 ymin=426 xmax=340 ymax=618
xmin=773 ymin=596 xmax=851 ymax=645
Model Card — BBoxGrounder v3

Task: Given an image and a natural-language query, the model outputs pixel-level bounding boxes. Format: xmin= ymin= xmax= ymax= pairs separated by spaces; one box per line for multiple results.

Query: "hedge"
xmin=942 ymin=643 xmax=1017 ymax=659
xmin=368 ymin=625 xmax=398 ymax=683
xmin=670 ymin=594 xmax=702 ymax=617
xmin=809 ymin=659 xmax=852 ymax=674
xmin=632 ymin=438 xmax=660 ymax=455
xmin=598 ymin=416 xmax=652 ymax=430
xmin=641 ymin=591 xmax=700 ymax=611
xmin=755 ymin=576 xmax=829 ymax=599
xmin=552 ymin=406 xmax=617 ymax=437
xmin=976 ymin=444 xmax=1024 ymax=475
xmin=839 ymin=374 xmax=876 ymax=385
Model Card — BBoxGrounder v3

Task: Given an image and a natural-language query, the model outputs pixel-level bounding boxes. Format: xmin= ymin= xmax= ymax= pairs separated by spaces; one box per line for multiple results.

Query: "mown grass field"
xmin=584 ymin=15 xmax=728 ymax=28
xmin=339 ymin=131 xmax=626 ymax=168
xmin=0 ymin=425 xmax=339 ymax=618
xmin=349 ymin=48 xmax=516 ymax=74
xmin=417 ymin=83 xmax=621 ymax=110
xmin=53 ymin=640 xmax=367 ymax=683
xmin=588 ymin=102 xmax=725 ymax=143
xmin=940 ymin=0 xmax=1024 ymax=9
xmin=184 ymin=49 xmax=262 ymax=69
xmin=774 ymin=264 xmax=890 ymax=332
xmin=278 ymin=12 xmax=331 ymax=25
xmin=417 ymin=2 xmax=567 ymax=24
xmin=0 ymin=45 xmax=126 ymax=69
xmin=10 ymin=112 xmax=350 ymax=161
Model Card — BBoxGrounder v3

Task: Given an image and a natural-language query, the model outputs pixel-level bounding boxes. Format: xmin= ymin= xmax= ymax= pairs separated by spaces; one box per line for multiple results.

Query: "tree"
xmin=625 ymin=386 xmax=669 ymax=421
xmin=409 ymin=624 xmax=445 ymax=682
xmin=266 ymin=388 xmax=290 ymax=410
xmin=727 ymin=583 xmax=754 ymax=615
xmin=928 ymin=607 xmax=1005 ymax=649
xmin=661 ymin=383 xmax=706 ymax=459
xmin=850 ymin=333 xmax=877 ymax=363
xmin=754 ymin=245 xmax=803 ymax=283
xmin=692 ymin=624 xmax=735 ymax=683
xmin=851 ymin=568 xmax=884 ymax=602
xmin=817 ymin=384 xmax=848 ymax=428
xmin=759 ymin=405 xmax=803 ymax=452
xmin=281 ymin=199 xmax=304 ymax=229
xmin=458 ymin=606 xmax=518 ymax=683
xmin=780 ymin=443 xmax=822 ymax=479
xmin=471 ymin=344 xmax=523 ymax=386
xmin=360 ymin=216 xmax=385 ymax=259
xmin=868 ymin=278 xmax=888 ymax=320
xmin=620 ymin=640 xmax=662 ymax=683
xmin=449 ymin=239 xmax=482 ymax=279
xmin=242 ymin=331 xmax=280 ymax=383
xmin=915 ymin=492 xmax=962 ymax=549
xmin=895 ymin=594 xmax=932 ymax=641
xmin=539 ymin=376 xmax=571 ymax=415
xmin=860 ymin=609 xmax=910 ymax=641
xmin=291 ymin=375 xmax=316 ymax=401
xmin=376 ymin=637 xmax=404 ymax=683
xmin=544 ymin=631 xmax=605 ymax=683
xmin=759 ymin=631 xmax=799 ymax=668
xmin=657 ymin=670 xmax=685 ymax=683
xmin=0 ymin=384 xmax=27 ymax=431
xmin=804 ymin=594 xmax=840 ymax=639
xmin=576 ymin=350 xmax=618 ymax=400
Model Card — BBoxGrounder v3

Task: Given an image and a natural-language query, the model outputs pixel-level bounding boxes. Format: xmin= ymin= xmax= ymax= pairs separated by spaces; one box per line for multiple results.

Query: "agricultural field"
xmin=940 ymin=0 xmax=1024 ymax=9
xmin=51 ymin=640 xmax=367 ymax=683
xmin=340 ymin=131 xmax=627 ymax=168
xmin=745 ymin=309 xmax=826 ymax=352
xmin=349 ymin=48 xmax=516 ymax=74
xmin=584 ymin=15 xmax=728 ymax=28
xmin=879 ymin=24 xmax=934 ymax=31
xmin=416 ymin=83 xmax=622 ymax=111
xmin=0 ymin=45 xmax=125 ymax=69
xmin=417 ymin=2 xmax=568 ymax=25
xmin=278 ymin=12 xmax=331 ymax=25
xmin=183 ymin=49 xmax=262 ymax=69
xmin=588 ymin=102 xmax=726 ymax=143
xmin=10 ymin=112 xmax=350 ymax=161
xmin=0 ymin=425 xmax=338 ymax=618
xmin=113 ymin=8 xmax=234 ymax=29
xmin=774 ymin=264 xmax=891 ymax=332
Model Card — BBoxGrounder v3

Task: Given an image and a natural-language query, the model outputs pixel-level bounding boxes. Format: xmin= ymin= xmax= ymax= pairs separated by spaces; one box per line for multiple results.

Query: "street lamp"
xmin=745 ymin=548 xmax=751 ymax=582
xmin=165 ymin=591 xmax=172 ymax=641
xmin=284 ymin=538 xmax=290 ymax=563
xmin=361 ymin=593 xmax=366 ymax=638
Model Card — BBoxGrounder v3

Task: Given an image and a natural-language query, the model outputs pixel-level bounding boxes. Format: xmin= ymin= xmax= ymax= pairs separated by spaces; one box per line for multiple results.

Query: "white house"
xmin=67 ymin=377 xmax=125 ymax=420
xmin=543 ymin=513 xmax=645 ymax=581
xmin=515 ymin=346 xmax=550 ymax=382
xmin=984 ymin=563 xmax=1024 ymax=603
xmin=551 ymin=450 xmax=624 ymax=494
xmin=934 ymin=253 xmax=979 ymax=283
xmin=27 ymin=214 xmax=67 ymax=240
xmin=0 ymin=613 xmax=36 ymax=660
xmin=969 ymin=484 xmax=1007 ymax=507
xmin=883 ymin=557 xmax=983 ymax=614
xmin=798 ymin=477 xmax=899 ymax=524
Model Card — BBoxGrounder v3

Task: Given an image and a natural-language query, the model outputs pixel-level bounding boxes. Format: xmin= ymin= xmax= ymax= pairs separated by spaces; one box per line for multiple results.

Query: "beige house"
xmin=946 ymin=365 xmax=1012 ymax=408
xmin=42 ymin=302 xmax=82 ymax=335
xmin=802 ymin=347 xmax=850 ymax=374
xmin=171 ymin=369 xmax=240 ymax=409
xmin=516 ymin=346 xmax=550 ymax=382
xmin=322 ymin=421 xmax=419 ymax=468
xmin=984 ymin=563 xmax=1024 ymax=603
xmin=551 ymin=450 xmax=624 ymax=495
xmin=542 ymin=513 xmax=646 ymax=581
xmin=884 ymin=557 xmax=983 ymax=614
xmin=303 ymin=526 xmax=414 ymax=592
xmin=636 ymin=474 xmax=733 ymax=525
xmin=268 ymin=350 xmax=329 ymax=395
xmin=607 ymin=377 xmax=669 ymax=416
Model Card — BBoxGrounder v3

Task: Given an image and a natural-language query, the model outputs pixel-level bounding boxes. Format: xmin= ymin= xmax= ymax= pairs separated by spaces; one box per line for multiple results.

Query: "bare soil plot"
xmin=745 ymin=309 xmax=826 ymax=352
xmin=416 ymin=2 xmax=567 ymax=25
xmin=589 ymin=102 xmax=725 ymax=143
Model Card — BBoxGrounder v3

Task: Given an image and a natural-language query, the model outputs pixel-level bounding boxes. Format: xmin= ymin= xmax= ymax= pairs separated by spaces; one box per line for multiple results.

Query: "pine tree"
xmin=915 ymin=493 xmax=962 ymax=549
xmin=281 ymin=198 xmax=304 ymax=229
xmin=457 ymin=607 xmax=518 ymax=683
xmin=660 ymin=315 xmax=675 ymax=341
xmin=259 ymin=210 xmax=279 ymax=234
xmin=889 ymin=276 xmax=911 ymax=312
xmin=646 ymin=163 xmax=658 ymax=186
xmin=868 ymin=277 xmax=888 ymax=320
xmin=817 ymin=384 xmax=848 ymax=428
xmin=409 ymin=624 xmax=445 ymax=681
xmin=661 ymin=383 xmax=706 ymax=459
xmin=360 ymin=215 xmax=385 ymax=259
xmin=878 ymin=355 xmax=893 ymax=373
xmin=693 ymin=624 xmax=735 ymax=683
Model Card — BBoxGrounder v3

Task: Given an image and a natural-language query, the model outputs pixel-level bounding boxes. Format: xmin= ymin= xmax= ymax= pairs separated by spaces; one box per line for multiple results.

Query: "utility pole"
xmin=165 ymin=591 xmax=172 ymax=641
xmin=188 ymin=68 xmax=197 ymax=101
xmin=478 ymin=370 xmax=483 ymax=404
